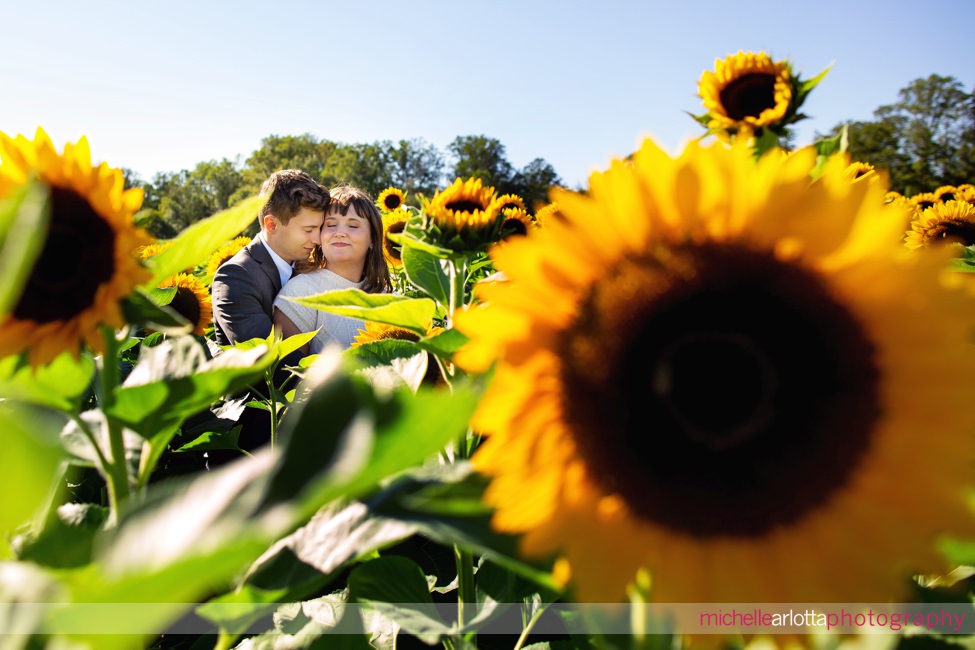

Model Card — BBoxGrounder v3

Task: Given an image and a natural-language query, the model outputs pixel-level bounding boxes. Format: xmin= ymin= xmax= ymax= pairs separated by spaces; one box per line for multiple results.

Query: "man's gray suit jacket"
xmin=212 ymin=238 xmax=285 ymax=346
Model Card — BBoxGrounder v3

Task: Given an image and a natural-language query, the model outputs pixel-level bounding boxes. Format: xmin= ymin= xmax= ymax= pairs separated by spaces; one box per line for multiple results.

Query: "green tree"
xmin=511 ymin=157 xmax=563 ymax=210
xmin=833 ymin=74 xmax=974 ymax=195
xmin=448 ymin=135 xmax=515 ymax=190
xmin=323 ymin=142 xmax=392 ymax=197
xmin=242 ymin=133 xmax=339 ymax=192
xmin=386 ymin=138 xmax=444 ymax=199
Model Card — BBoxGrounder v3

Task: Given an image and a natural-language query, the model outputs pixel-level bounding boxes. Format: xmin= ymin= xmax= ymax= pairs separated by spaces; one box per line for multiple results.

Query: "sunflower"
xmin=955 ymin=185 xmax=975 ymax=207
xmin=0 ymin=128 xmax=151 ymax=366
xmin=935 ymin=185 xmax=958 ymax=203
xmin=377 ymin=187 xmax=406 ymax=213
xmin=352 ymin=321 xmax=420 ymax=346
xmin=495 ymin=194 xmax=526 ymax=214
xmin=454 ymin=138 xmax=975 ymax=606
xmin=905 ymin=200 xmax=975 ymax=250
xmin=533 ymin=202 xmax=563 ymax=228
xmin=206 ymin=236 xmax=250 ymax=277
xmin=156 ymin=273 xmax=212 ymax=336
xmin=138 ymin=240 xmax=175 ymax=260
xmin=499 ymin=207 xmax=534 ymax=240
xmin=883 ymin=190 xmax=903 ymax=204
xmin=843 ymin=161 xmax=877 ymax=183
xmin=910 ymin=192 xmax=939 ymax=213
xmin=697 ymin=51 xmax=794 ymax=134
xmin=381 ymin=209 xmax=410 ymax=268
xmin=420 ymin=177 xmax=501 ymax=252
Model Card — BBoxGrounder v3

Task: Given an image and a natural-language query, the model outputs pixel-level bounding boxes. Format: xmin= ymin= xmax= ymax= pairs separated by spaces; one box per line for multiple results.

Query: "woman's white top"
xmin=274 ymin=269 xmax=366 ymax=353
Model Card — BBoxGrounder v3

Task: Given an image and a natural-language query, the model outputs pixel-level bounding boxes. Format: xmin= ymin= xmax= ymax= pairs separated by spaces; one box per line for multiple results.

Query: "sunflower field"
xmin=2 ymin=51 xmax=975 ymax=650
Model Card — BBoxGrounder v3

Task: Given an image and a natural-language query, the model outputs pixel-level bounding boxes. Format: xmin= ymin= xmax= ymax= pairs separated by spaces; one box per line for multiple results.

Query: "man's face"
xmin=264 ymin=207 xmax=324 ymax=263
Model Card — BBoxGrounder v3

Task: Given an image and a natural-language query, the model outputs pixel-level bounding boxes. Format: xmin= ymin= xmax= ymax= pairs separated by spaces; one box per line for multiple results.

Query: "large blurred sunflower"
xmin=206 ymin=236 xmax=250 ymax=277
xmin=905 ymin=200 xmax=975 ymax=250
xmin=157 ymin=273 xmax=212 ymax=336
xmin=420 ymin=177 xmax=501 ymax=252
xmin=697 ymin=51 xmax=793 ymax=133
xmin=455 ymin=139 xmax=975 ymax=605
xmin=377 ymin=187 xmax=406 ymax=213
xmin=0 ymin=128 xmax=151 ymax=366
xmin=382 ymin=209 xmax=410 ymax=268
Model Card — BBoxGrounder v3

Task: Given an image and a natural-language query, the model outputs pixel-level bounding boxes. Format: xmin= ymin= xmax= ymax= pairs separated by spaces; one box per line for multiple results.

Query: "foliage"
xmin=831 ymin=74 xmax=975 ymax=195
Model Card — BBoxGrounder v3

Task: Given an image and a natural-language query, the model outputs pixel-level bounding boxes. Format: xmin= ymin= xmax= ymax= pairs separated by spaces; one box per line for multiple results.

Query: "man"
xmin=212 ymin=169 xmax=330 ymax=345
xmin=208 ymin=170 xmax=328 ymax=460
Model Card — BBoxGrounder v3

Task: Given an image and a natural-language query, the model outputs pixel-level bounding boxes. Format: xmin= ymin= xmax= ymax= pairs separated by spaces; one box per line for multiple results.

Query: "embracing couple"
xmin=211 ymin=169 xmax=392 ymax=357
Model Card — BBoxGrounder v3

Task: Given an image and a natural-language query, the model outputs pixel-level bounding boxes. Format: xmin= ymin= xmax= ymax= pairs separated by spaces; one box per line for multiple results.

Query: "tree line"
xmin=126 ymin=135 xmax=562 ymax=238
xmin=830 ymin=74 xmax=974 ymax=196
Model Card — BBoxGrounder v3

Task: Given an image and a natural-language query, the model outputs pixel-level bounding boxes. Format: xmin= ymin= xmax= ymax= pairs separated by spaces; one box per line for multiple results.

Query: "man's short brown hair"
xmin=258 ymin=169 xmax=330 ymax=227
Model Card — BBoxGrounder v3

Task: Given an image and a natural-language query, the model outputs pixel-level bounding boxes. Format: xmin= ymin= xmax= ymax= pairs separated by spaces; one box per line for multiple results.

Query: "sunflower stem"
xmin=455 ymin=545 xmax=476 ymax=636
xmin=100 ymin=326 xmax=131 ymax=524
xmin=267 ymin=369 xmax=279 ymax=450
xmin=512 ymin=602 xmax=549 ymax=650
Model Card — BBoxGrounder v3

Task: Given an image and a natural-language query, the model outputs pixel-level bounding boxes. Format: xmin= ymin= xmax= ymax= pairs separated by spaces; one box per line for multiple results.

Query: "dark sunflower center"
xmin=384 ymin=221 xmax=406 ymax=260
xmin=13 ymin=186 xmax=116 ymax=324
xmin=918 ymin=201 xmax=935 ymax=210
xmin=169 ymin=285 xmax=202 ymax=330
xmin=934 ymin=219 xmax=975 ymax=246
xmin=558 ymin=243 xmax=879 ymax=538
xmin=384 ymin=196 xmax=402 ymax=210
xmin=940 ymin=193 xmax=955 ymax=202
xmin=720 ymin=73 xmax=777 ymax=121
xmin=445 ymin=200 xmax=484 ymax=213
xmin=502 ymin=218 xmax=528 ymax=237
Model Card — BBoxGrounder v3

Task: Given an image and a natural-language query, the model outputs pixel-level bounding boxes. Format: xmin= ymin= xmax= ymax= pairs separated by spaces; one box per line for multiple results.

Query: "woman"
xmin=273 ymin=184 xmax=391 ymax=355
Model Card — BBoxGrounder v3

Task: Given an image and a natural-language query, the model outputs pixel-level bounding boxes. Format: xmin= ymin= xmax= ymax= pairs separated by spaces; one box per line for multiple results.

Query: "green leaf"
xmin=402 ymin=245 xmax=451 ymax=307
xmin=348 ymin=556 xmax=449 ymax=644
xmin=12 ymin=503 xmax=108 ymax=568
xmin=277 ymin=328 xmax=320 ymax=360
xmin=146 ymin=285 xmax=178 ymax=306
xmin=388 ymin=229 xmax=453 ymax=258
xmin=205 ymin=500 xmax=418 ymax=634
xmin=258 ymin=353 xmax=479 ymax=519
xmin=346 ymin=340 xmax=429 ymax=392
xmin=0 ymin=181 xmax=50 ymax=318
xmin=799 ymin=62 xmax=833 ymax=94
xmin=142 ymin=193 xmax=265 ymax=287
xmin=174 ymin=425 xmax=244 ymax=452
xmin=415 ymin=328 xmax=468 ymax=361
xmin=107 ymin=340 xmax=274 ymax=438
xmin=369 ymin=462 xmax=560 ymax=591
xmin=0 ymin=351 xmax=94 ymax=411
xmin=287 ymin=289 xmax=435 ymax=335
xmin=0 ymin=404 xmax=64 ymax=544
xmin=121 ymin=290 xmax=192 ymax=335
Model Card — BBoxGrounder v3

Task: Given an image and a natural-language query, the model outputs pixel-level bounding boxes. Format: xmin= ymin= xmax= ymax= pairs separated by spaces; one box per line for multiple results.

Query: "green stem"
xmin=455 ymin=545 xmax=476 ymax=634
xmin=513 ymin=603 xmax=549 ymax=650
xmin=267 ymin=369 xmax=279 ymax=450
xmin=445 ymin=255 xmax=469 ymax=325
xmin=100 ymin=327 xmax=130 ymax=524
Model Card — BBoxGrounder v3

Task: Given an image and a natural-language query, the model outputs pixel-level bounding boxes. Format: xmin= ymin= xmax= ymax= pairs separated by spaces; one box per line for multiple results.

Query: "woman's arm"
xmin=273 ymin=307 xmax=311 ymax=356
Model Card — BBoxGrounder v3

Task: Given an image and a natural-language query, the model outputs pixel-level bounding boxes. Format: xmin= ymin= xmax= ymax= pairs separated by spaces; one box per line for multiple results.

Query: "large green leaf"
xmin=143 ymin=194 xmax=265 ymax=287
xmin=348 ymin=556 xmax=449 ymax=644
xmin=0 ymin=351 xmax=94 ymax=411
xmin=415 ymin=328 xmax=468 ymax=361
xmin=0 ymin=181 xmax=49 ymax=318
xmin=402 ymin=245 xmax=451 ymax=307
xmin=287 ymin=289 xmax=435 ymax=335
xmin=261 ymin=355 xmax=480 ymax=519
xmin=106 ymin=340 xmax=274 ymax=438
xmin=347 ymin=340 xmax=429 ymax=392
xmin=12 ymin=503 xmax=108 ymax=569
xmin=200 ymin=500 xmax=417 ymax=634
xmin=0 ymin=405 xmax=65 ymax=550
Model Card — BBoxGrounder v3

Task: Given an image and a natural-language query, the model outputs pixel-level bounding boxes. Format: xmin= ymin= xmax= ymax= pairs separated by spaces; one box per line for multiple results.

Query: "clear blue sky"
xmin=5 ymin=0 xmax=973 ymax=189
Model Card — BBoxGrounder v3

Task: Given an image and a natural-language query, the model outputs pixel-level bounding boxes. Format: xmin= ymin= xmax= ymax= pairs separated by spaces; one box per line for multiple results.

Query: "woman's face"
xmin=321 ymin=206 xmax=372 ymax=267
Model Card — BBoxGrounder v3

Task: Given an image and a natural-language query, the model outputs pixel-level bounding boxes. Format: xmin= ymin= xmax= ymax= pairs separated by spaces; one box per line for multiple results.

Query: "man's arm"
xmin=212 ymin=262 xmax=274 ymax=345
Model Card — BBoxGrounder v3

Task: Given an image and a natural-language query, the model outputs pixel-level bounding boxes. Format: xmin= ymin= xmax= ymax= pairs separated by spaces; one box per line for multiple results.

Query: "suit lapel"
xmin=246 ymin=238 xmax=283 ymax=294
